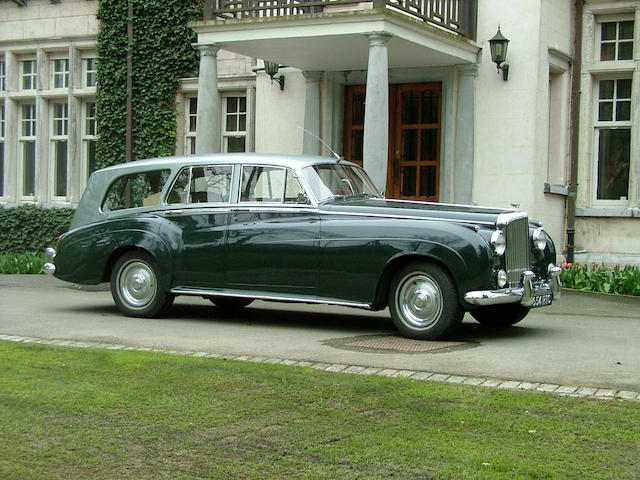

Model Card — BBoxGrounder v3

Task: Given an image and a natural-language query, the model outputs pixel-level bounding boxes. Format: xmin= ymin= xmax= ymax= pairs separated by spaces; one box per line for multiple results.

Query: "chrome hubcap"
xmin=118 ymin=260 xmax=156 ymax=309
xmin=396 ymin=273 xmax=443 ymax=329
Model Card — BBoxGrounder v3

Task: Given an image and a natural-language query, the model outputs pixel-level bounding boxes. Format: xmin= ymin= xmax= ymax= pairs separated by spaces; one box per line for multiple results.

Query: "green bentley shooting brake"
xmin=45 ymin=154 xmax=561 ymax=340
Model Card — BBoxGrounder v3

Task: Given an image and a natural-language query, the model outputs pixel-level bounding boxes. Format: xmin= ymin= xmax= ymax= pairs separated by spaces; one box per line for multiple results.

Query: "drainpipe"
xmin=566 ymin=0 xmax=583 ymax=263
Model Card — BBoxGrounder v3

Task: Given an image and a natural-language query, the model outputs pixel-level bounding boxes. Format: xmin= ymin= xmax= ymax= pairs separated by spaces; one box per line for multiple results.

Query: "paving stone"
xmin=498 ymin=381 xmax=521 ymax=389
xmin=392 ymin=370 xmax=416 ymax=378
xmin=537 ymin=384 xmax=559 ymax=392
xmin=376 ymin=369 xmax=399 ymax=377
xmin=516 ymin=382 xmax=539 ymax=390
xmin=411 ymin=372 xmax=435 ymax=380
xmin=326 ymin=364 xmax=348 ymax=372
xmin=294 ymin=361 xmax=315 ymax=368
xmin=356 ymin=367 xmax=382 ymax=375
xmin=445 ymin=375 xmax=467 ymax=384
xmin=247 ymin=356 xmax=268 ymax=363
xmin=310 ymin=363 xmax=331 ymax=370
xmin=575 ymin=387 xmax=598 ymax=396
xmin=191 ymin=352 xmax=210 ymax=357
xmin=429 ymin=373 xmax=451 ymax=382
xmin=263 ymin=358 xmax=283 ymax=364
xmin=280 ymin=359 xmax=298 ymax=366
xmin=615 ymin=391 xmax=639 ymax=400
xmin=595 ymin=389 xmax=616 ymax=398
xmin=480 ymin=379 xmax=501 ymax=387
xmin=343 ymin=366 xmax=366 ymax=374
xmin=233 ymin=355 xmax=252 ymax=361
xmin=463 ymin=377 xmax=486 ymax=386
xmin=556 ymin=385 xmax=578 ymax=394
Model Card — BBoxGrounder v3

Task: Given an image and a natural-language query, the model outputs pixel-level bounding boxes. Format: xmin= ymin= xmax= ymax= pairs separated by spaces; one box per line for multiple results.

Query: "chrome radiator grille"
xmin=502 ymin=215 xmax=530 ymax=286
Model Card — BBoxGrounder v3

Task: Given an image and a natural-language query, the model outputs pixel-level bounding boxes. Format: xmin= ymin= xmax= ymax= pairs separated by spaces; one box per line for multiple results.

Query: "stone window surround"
xmin=578 ymin=3 xmax=639 ymax=217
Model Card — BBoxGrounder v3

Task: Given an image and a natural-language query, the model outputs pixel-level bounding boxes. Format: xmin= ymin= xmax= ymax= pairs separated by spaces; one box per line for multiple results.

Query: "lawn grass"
xmin=0 ymin=341 xmax=638 ymax=479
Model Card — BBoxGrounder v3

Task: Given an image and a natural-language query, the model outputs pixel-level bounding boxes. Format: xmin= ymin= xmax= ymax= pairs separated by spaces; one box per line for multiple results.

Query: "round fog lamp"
xmin=491 ymin=230 xmax=506 ymax=256
xmin=497 ymin=269 xmax=508 ymax=288
xmin=533 ymin=228 xmax=547 ymax=251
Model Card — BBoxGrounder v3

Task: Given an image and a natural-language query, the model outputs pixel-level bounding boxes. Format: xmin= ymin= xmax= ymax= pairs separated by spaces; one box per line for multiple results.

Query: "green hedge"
xmin=0 ymin=205 xmax=74 ymax=254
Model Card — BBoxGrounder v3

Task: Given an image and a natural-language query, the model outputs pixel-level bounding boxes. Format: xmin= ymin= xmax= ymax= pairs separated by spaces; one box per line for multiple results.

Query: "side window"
xmin=284 ymin=170 xmax=308 ymax=204
xmin=102 ymin=169 xmax=171 ymax=212
xmin=167 ymin=165 xmax=232 ymax=204
xmin=240 ymin=166 xmax=285 ymax=203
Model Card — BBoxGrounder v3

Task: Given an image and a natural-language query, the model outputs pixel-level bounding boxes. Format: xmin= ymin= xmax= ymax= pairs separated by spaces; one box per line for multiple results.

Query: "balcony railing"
xmin=205 ymin=0 xmax=477 ymax=40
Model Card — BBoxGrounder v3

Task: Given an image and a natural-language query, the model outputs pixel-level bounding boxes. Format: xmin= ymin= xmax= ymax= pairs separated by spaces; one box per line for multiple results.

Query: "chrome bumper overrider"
xmin=43 ymin=247 xmax=56 ymax=276
xmin=464 ymin=267 xmax=562 ymax=307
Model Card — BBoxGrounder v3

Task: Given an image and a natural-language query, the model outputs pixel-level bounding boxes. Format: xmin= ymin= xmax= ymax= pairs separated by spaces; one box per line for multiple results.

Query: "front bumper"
xmin=464 ymin=267 xmax=562 ymax=307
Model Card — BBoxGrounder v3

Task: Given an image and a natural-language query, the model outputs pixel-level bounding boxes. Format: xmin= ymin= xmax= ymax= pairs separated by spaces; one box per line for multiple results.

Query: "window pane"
xmin=401 ymin=166 xmax=417 ymax=197
xmin=352 ymin=93 xmax=365 ymax=126
xmin=599 ymin=80 xmax=614 ymax=99
xmin=598 ymin=102 xmax=613 ymax=122
xmin=421 ymin=90 xmax=439 ymax=124
xmin=23 ymin=141 xmax=36 ymax=196
xmin=421 ymin=129 xmax=438 ymax=161
xmin=240 ymin=166 xmax=284 ymax=202
xmin=227 ymin=96 xmax=237 ymax=113
xmin=419 ymin=166 xmax=437 ymax=198
xmin=190 ymin=165 xmax=232 ymax=203
xmin=239 ymin=96 xmax=246 ymax=112
xmin=284 ymin=171 xmax=306 ymax=203
xmin=619 ymin=21 xmax=634 ymax=39
xmin=618 ymin=41 xmax=633 ymax=60
xmin=351 ymin=130 xmax=363 ymax=164
xmin=54 ymin=140 xmax=68 ymax=196
xmin=601 ymin=22 xmax=616 ymax=40
xmin=86 ymin=140 xmax=97 ymax=181
xmin=402 ymin=92 xmax=420 ymax=124
xmin=597 ymin=129 xmax=630 ymax=200
xmin=0 ymin=142 xmax=4 ymax=196
xmin=102 ymin=170 xmax=171 ymax=211
xmin=617 ymin=79 xmax=632 ymax=99
xmin=600 ymin=43 xmax=615 ymax=61
xmin=401 ymin=130 xmax=418 ymax=160
xmin=227 ymin=136 xmax=245 ymax=153
xmin=238 ymin=114 xmax=246 ymax=132
xmin=167 ymin=168 xmax=190 ymax=204
xmin=226 ymin=115 xmax=237 ymax=132
xmin=616 ymin=101 xmax=631 ymax=121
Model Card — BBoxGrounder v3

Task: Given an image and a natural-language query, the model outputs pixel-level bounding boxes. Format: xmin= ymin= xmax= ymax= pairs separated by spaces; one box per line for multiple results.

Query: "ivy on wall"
xmin=96 ymin=0 xmax=202 ymax=170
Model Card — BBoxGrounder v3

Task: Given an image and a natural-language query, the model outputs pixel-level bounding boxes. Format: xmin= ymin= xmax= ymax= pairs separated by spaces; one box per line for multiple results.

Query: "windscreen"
xmin=303 ymin=164 xmax=380 ymax=202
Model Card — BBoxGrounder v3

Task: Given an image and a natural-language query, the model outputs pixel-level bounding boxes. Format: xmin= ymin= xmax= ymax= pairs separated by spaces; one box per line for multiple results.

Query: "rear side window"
xmin=102 ymin=169 xmax=171 ymax=212
xmin=167 ymin=165 xmax=233 ymax=204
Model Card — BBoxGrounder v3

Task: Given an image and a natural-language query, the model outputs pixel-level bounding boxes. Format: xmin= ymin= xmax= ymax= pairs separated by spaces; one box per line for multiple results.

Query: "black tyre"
xmin=110 ymin=251 xmax=174 ymax=318
xmin=470 ymin=304 xmax=530 ymax=327
xmin=209 ymin=296 xmax=254 ymax=310
xmin=388 ymin=262 xmax=463 ymax=340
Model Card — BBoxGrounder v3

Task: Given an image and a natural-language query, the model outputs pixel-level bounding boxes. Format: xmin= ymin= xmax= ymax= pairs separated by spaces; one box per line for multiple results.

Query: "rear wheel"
xmin=111 ymin=251 xmax=174 ymax=318
xmin=388 ymin=262 xmax=463 ymax=340
xmin=209 ymin=297 xmax=254 ymax=311
xmin=470 ymin=304 xmax=530 ymax=327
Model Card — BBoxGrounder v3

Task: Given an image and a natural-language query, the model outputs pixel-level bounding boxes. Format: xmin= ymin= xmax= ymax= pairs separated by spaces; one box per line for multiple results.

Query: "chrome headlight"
xmin=490 ymin=230 xmax=506 ymax=256
xmin=533 ymin=228 xmax=547 ymax=251
xmin=497 ymin=269 xmax=508 ymax=288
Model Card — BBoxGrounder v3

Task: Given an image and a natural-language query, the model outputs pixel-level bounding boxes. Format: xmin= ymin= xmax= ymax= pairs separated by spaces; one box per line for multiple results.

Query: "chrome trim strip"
xmin=372 ymin=197 xmax=518 ymax=213
xmin=318 ymin=209 xmax=496 ymax=226
xmin=496 ymin=211 xmax=528 ymax=227
xmin=170 ymin=287 xmax=372 ymax=309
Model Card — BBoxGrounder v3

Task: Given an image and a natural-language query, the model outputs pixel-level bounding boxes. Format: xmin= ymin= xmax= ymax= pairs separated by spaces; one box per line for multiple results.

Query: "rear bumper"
xmin=464 ymin=266 xmax=562 ymax=307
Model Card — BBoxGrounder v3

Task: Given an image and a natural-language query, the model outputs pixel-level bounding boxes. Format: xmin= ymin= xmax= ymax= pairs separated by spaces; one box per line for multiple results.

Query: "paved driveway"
xmin=1 ymin=274 xmax=639 ymax=391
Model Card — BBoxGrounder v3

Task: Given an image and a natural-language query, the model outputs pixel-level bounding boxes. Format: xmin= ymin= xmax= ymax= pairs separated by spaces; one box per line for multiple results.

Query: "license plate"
xmin=531 ymin=293 xmax=552 ymax=308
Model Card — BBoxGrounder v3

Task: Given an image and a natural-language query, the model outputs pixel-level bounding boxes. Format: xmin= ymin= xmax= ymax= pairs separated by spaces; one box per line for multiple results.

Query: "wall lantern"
xmin=489 ymin=26 xmax=510 ymax=81
xmin=263 ymin=61 xmax=286 ymax=90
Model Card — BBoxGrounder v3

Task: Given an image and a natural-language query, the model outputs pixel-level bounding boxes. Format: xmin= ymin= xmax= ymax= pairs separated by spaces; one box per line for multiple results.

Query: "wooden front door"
xmin=344 ymin=83 xmax=442 ymax=201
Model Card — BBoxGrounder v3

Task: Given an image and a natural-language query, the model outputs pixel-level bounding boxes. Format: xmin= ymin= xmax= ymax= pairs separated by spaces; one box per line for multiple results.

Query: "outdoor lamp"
xmin=263 ymin=61 xmax=285 ymax=90
xmin=489 ymin=26 xmax=509 ymax=81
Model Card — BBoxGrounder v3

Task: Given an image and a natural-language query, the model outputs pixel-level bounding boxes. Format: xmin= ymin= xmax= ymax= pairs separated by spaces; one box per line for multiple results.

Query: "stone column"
xmin=453 ymin=64 xmax=477 ymax=204
xmin=302 ymin=71 xmax=323 ymax=156
xmin=363 ymin=33 xmax=391 ymax=193
xmin=196 ymin=45 xmax=221 ymax=154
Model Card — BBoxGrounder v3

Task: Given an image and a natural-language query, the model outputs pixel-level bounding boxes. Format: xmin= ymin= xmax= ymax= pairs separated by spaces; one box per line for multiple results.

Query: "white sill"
xmin=576 ymin=207 xmax=640 ymax=217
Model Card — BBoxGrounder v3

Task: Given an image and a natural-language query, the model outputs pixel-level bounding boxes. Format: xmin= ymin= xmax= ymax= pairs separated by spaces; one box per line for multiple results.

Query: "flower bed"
xmin=560 ymin=262 xmax=640 ymax=296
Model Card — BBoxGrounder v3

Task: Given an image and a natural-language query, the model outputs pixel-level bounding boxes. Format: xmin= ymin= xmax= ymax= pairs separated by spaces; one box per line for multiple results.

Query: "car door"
xmin=160 ymin=164 xmax=232 ymax=288
xmin=224 ymin=165 xmax=320 ymax=295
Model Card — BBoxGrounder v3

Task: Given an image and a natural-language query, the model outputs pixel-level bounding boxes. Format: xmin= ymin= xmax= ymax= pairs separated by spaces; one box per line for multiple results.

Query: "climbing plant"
xmin=96 ymin=0 xmax=202 ymax=170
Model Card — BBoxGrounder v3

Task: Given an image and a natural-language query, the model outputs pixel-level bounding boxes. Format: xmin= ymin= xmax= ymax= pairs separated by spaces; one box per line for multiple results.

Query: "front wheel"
xmin=470 ymin=304 xmax=530 ymax=327
xmin=388 ymin=262 xmax=463 ymax=340
xmin=111 ymin=251 xmax=174 ymax=318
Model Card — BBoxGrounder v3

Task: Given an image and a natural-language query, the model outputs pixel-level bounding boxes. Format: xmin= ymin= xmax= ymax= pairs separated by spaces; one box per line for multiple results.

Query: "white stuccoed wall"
xmin=474 ymin=0 xmax=572 ymax=253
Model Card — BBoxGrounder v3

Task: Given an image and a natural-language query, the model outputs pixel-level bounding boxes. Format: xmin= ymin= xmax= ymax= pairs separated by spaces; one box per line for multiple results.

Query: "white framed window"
xmin=20 ymin=59 xmax=37 ymax=91
xmin=83 ymin=101 xmax=97 ymax=181
xmin=52 ymin=58 xmax=70 ymax=89
xmin=185 ymin=96 xmax=197 ymax=155
xmin=593 ymin=78 xmax=632 ymax=204
xmin=0 ymin=102 xmax=5 ymax=197
xmin=20 ymin=103 xmax=37 ymax=197
xmin=0 ymin=60 xmax=6 ymax=91
xmin=51 ymin=102 xmax=69 ymax=197
xmin=83 ymin=57 xmax=97 ymax=88
xmin=599 ymin=20 xmax=634 ymax=61
xmin=222 ymin=94 xmax=247 ymax=153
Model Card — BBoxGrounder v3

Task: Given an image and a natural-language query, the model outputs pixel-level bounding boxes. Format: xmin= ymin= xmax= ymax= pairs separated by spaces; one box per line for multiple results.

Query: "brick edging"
xmin=2 ymin=334 xmax=638 ymax=401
